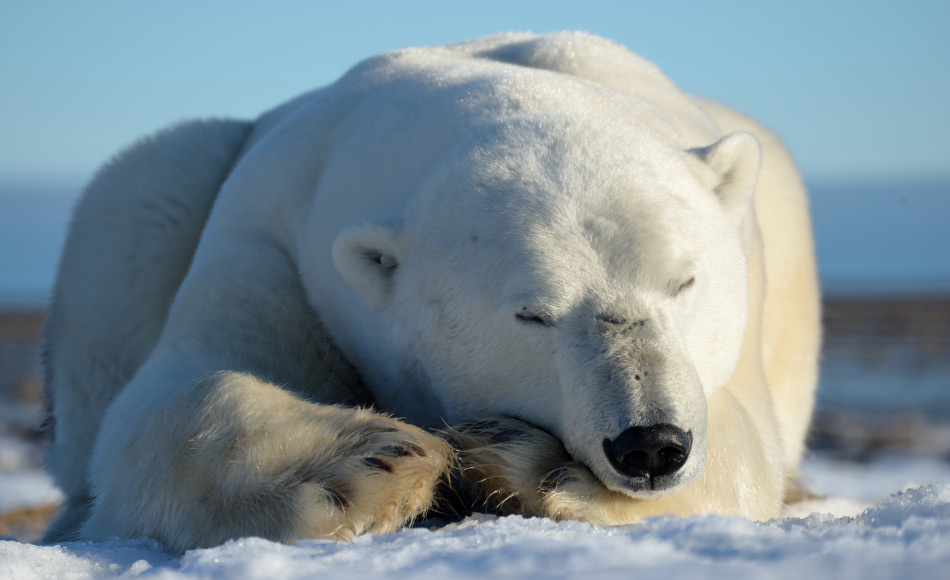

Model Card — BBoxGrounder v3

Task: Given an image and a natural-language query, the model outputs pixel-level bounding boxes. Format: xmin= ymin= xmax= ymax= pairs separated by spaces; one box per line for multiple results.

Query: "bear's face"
xmin=332 ymin=115 xmax=760 ymax=497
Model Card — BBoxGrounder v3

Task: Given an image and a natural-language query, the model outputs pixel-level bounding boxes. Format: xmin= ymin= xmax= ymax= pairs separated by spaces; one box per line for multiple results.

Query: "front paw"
xmin=444 ymin=416 xmax=614 ymax=522
xmin=294 ymin=410 xmax=452 ymax=541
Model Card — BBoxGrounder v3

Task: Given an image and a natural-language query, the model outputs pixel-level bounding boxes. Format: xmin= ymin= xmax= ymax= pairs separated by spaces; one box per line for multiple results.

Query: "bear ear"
xmin=331 ymin=222 xmax=404 ymax=310
xmin=688 ymin=131 xmax=761 ymax=214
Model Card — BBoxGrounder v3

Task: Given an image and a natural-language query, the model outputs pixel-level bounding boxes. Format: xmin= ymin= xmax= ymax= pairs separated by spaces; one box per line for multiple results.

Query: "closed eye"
xmin=516 ymin=309 xmax=550 ymax=327
xmin=674 ymin=276 xmax=695 ymax=297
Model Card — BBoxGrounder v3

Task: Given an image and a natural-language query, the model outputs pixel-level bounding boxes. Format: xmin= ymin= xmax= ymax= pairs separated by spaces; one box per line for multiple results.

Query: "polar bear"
xmin=42 ymin=32 xmax=819 ymax=551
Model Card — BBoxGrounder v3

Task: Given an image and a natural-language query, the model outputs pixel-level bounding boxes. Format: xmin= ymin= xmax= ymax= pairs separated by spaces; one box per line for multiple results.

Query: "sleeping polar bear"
xmin=43 ymin=32 xmax=820 ymax=551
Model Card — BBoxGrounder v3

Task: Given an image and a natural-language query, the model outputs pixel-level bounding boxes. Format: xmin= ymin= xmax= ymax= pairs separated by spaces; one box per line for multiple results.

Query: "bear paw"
xmin=292 ymin=412 xmax=453 ymax=541
xmin=445 ymin=416 xmax=637 ymax=525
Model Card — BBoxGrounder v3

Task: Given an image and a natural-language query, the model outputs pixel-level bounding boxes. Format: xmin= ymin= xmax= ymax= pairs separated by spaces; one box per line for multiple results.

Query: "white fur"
xmin=43 ymin=32 xmax=819 ymax=550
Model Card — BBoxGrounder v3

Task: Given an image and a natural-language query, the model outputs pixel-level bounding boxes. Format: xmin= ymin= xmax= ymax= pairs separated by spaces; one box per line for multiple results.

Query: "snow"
xmin=801 ymin=453 xmax=950 ymax=503
xmin=0 ymin=470 xmax=63 ymax=513
xmin=1 ymin=444 xmax=949 ymax=580
xmin=1 ymin=483 xmax=949 ymax=580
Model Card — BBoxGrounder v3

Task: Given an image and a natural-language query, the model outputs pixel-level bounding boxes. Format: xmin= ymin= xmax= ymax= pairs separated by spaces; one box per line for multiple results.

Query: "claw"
xmin=363 ymin=457 xmax=394 ymax=473
xmin=458 ymin=420 xmax=501 ymax=433
xmin=540 ymin=463 xmax=582 ymax=495
xmin=488 ymin=429 xmax=528 ymax=444
xmin=323 ymin=487 xmax=351 ymax=510
xmin=380 ymin=445 xmax=410 ymax=457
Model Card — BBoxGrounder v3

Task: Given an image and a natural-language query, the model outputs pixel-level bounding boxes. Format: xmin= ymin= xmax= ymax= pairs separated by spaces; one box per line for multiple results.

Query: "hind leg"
xmin=43 ymin=119 xmax=252 ymax=541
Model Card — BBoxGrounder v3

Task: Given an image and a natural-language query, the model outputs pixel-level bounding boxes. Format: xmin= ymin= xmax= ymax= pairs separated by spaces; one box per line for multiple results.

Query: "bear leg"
xmin=82 ymin=371 xmax=452 ymax=551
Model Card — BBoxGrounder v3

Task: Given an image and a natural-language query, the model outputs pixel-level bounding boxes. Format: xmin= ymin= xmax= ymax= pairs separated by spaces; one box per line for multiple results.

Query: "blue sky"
xmin=2 ymin=0 xmax=948 ymax=186
xmin=0 ymin=1 xmax=948 ymax=302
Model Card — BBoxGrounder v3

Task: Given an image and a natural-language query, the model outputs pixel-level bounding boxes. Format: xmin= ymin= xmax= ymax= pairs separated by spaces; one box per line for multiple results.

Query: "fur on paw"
xmin=443 ymin=416 xmax=610 ymax=520
xmin=289 ymin=410 xmax=453 ymax=541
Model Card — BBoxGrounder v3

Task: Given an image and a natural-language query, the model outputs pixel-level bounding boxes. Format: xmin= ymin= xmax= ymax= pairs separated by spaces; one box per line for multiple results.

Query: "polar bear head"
xmin=331 ymin=113 xmax=759 ymax=497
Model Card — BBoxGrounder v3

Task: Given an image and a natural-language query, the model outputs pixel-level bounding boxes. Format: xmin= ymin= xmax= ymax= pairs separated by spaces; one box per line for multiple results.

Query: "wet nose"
xmin=603 ymin=424 xmax=692 ymax=480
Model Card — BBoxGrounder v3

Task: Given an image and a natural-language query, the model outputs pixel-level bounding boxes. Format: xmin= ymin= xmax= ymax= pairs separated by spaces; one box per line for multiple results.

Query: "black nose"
xmin=603 ymin=424 xmax=692 ymax=480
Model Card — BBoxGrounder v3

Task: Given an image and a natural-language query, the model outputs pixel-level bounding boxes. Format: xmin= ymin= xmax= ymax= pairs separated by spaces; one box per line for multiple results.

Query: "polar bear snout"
xmin=602 ymin=424 xmax=692 ymax=489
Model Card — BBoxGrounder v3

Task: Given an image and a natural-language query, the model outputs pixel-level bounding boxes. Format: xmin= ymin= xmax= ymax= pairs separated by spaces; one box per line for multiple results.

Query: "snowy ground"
xmin=1 ymin=435 xmax=949 ymax=579
xmin=1 ymin=485 xmax=949 ymax=579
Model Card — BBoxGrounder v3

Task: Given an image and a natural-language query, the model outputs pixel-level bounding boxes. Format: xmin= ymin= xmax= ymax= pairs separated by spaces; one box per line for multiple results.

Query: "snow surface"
xmin=0 ymin=470 xmax=63 ymax=513
xmin=1 ymin=483 xmax=949 ymax=580
xmin=3 ymin=403 xmax=950 ymax=578
xmin=0 ymin=436 xmax=63 ymax=514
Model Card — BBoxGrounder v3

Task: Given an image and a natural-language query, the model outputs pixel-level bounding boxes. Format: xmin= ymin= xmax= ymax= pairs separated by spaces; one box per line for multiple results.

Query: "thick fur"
xmin=44 ymin=32 xmax=819 ymax=550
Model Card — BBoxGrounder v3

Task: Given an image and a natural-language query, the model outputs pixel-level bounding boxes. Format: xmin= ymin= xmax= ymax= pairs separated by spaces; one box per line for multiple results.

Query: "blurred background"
xmin=1 ymin=0 xmax=948 ymax=540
